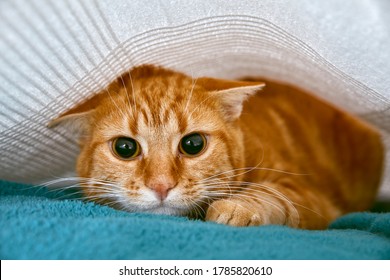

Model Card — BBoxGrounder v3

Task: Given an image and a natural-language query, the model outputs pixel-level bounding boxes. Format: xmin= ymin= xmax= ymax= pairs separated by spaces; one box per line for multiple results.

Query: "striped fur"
xmin=50 ymin=65 xmax=384 ymax=229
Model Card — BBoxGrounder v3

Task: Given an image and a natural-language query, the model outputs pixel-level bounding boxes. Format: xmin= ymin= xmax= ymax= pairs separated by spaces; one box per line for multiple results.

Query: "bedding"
xmin=1 ymin=180 xmax=389 ymax=260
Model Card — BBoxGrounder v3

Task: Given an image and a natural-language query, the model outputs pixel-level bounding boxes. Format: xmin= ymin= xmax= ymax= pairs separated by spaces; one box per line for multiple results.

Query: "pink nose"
xmin=149 ymin=183 xmax=173 ymax=200
xmin=147 ymin=177 xmax=176 ymax=200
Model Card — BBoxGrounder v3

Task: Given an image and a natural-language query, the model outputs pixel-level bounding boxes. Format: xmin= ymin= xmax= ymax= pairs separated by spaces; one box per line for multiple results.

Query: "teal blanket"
xmin=1 ymin=180 xmax=389 ymax=259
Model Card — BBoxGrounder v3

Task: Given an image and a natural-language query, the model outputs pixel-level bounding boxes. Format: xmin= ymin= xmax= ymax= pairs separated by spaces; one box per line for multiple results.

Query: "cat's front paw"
xmin=206 ymin=199 xmax=262 ymax=227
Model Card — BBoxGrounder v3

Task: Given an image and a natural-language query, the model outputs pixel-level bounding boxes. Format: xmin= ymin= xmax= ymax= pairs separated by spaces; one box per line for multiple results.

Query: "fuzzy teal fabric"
xmin=1 ymin=180 xmax=389 ymax=260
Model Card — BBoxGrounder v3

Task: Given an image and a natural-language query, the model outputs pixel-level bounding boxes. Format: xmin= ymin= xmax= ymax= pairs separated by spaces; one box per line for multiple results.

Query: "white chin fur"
xmin=146 ymin=206 xmax=187 ymax=216
xmin=118 ymin=189 xmax=191 ymax=216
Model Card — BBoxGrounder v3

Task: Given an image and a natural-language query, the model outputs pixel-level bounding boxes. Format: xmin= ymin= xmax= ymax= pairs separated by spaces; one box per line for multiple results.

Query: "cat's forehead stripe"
xmin=108 ymin=68 xmax=220 ymax=139
xmin=130 ymin=89 xmax=190 ymax=132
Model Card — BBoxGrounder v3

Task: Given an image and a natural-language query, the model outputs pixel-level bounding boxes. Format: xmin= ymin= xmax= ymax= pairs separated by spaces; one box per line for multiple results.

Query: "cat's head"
xmin=50 ymin=65 xmax=264 ymax=216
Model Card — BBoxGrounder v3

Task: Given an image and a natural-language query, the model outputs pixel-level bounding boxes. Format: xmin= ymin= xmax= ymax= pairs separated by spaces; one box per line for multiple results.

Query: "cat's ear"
xmin=198 ymin=77 xmax=265 ymax=121
xmin=47 ymin=92 xmax=105 ymax=133
xmin=48 ymin=111 xmax=92 ymax=134
xmin=216 ymin=85 xmax=264 ymax=120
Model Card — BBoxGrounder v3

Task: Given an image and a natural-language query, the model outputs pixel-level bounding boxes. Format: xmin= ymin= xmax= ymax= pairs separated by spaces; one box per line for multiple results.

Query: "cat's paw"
xmin=205 ymin=199 xmax=262 ymax=226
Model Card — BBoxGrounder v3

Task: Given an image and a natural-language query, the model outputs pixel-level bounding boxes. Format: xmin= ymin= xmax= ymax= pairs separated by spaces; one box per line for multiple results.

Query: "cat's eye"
xmin=179 ymin=133 xmax=207 ymax=157
xmin=112 ymin=137 xmax=141 ymax=160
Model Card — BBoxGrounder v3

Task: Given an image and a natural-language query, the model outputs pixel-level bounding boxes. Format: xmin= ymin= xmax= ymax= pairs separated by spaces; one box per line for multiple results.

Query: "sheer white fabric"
xmin=0 ymin=0 xmax=389 ymax=197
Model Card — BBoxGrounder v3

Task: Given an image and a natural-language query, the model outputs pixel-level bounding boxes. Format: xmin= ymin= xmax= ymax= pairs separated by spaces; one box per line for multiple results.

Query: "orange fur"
xmin=50 ymin=65 xmax=384 ymax=229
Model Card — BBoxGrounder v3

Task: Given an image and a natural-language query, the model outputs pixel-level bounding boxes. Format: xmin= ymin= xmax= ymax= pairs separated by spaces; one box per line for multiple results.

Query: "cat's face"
xmin=51 ymin=65 xmax=263 ymax=216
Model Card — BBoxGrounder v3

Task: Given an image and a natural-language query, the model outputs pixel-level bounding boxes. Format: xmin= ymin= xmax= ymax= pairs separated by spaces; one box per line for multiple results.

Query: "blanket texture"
xmin=1 ymin=180 xmax=389 ymax=260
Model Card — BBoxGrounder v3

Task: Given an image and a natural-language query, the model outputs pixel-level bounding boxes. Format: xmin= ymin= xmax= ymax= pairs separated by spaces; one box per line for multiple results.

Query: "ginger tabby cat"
xmin=49 ymin=65 xmax=384 ymax=229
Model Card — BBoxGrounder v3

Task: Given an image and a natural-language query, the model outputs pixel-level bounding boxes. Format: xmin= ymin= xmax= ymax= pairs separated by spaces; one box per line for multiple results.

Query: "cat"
xmin=49 ymin=64 xmax=384 ymax=229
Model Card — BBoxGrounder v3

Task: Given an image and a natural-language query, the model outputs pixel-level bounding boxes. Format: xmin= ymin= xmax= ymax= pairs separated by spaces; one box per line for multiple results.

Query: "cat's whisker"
xmin=202 ymin=192 xmax=261 ymax=218
xmin=40 ymin=177 xmax=134 ymax=206
xmin=41 ymin=176 xmax=117 ymax=186
xmin=82 ymin=191 xmax=122 ymax=202
xmin=128 ymin=71 xmax=137 ymax=111
xmin=44 ymin=184 xmax=80 ymax=193
xmin=199 ymin=197 xmax=222 ymax=217
xmin=53 ymin=181 xmax=103 ymax=189
xmin=198 ymin=178 xmax=307 ymax=223
xmin=120 ymin=70 xmax=139 ymax=125
xmin=206 ymin=177 xmax=304 ymax=225
xmin=200 ymin=179 xmax=300 ymax=220
xmin=24 ymin=183 xmax=50 ymax=193
xmin=204 ymin=181 xmax=296 ymax=209
xmin=198 ymin=167 xmax=256 ymax=183
xmin=202 ymin=189 xmax=287 ymax=220
xmin=197 ymin=166 xmax=267 ymax=187
xmin=185 ymin=197 xmax=206 ymax=219
xmin=199 ymin=165 xmax=265 ymax=183
xmin=104 ymin=85 xmax=128 ymax=121
xmin=202 ymin=181 xmax=328 ymax=223
xmin=118 ymin=73 xmax=132 ymax=108
xmin=201 ymin=181 xmax=264 ymax=219
xmin=187 ymin=94 xmax=215 ymax=121
xmin=201 ymin=187 xmax=297 ymax=225
xmin=183 ymin=77 xmax=198 ymax=114
xmin=43 ymin=186 xmax=83 ymax=200
xmin=199 ymin=166 xmax=309 ymax=185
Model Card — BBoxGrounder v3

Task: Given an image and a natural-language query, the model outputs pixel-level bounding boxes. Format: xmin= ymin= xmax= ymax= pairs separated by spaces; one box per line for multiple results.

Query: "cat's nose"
xmin=147 ymin=176 xmax=176 ymax=201
xmin=151 ymin=183 xmax=173 ymax=200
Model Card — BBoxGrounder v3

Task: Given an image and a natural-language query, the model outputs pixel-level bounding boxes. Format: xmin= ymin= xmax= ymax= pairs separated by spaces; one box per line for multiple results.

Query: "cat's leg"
xmin=205 ymin=182 xmax=341 ymax=229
